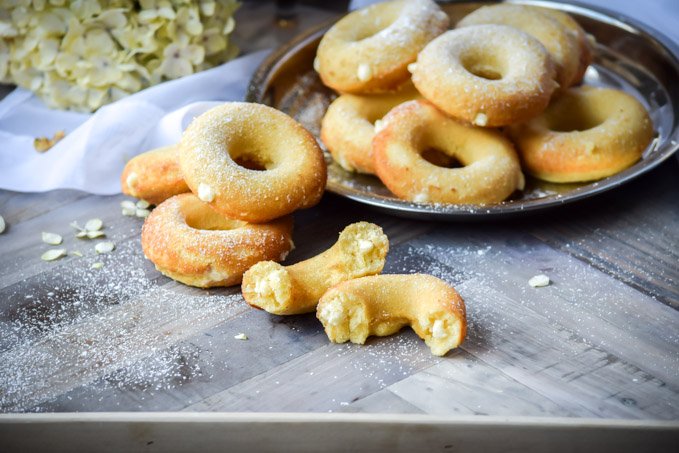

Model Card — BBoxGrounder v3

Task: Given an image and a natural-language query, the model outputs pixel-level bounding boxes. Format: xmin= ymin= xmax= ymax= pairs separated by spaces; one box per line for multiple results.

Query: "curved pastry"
xmin=320 ymin=84 xmax=420 ymax=174
xmin=315 ymin=0 xmax=448 ymax=94
xmin=317 ymin=274 xmax=467 ymax=357
xmin=179 ymin=102 xmax=327 ymax=223
xmin=121 ymin=145 xmax=189 ymax=205
xmin=373 ymin=100 xmax=524 ymax=204
xmin=242 ymin=222 xmax=389 ymax=315
xmin=537 ymin=7 xmax=593 ymax=87
xmin=141 ymin=193 xmax=294 ymax=288
xmin=509 ymin=86 xmax=653 ymax=182
xmin=457 ymin=4 xmax=582 ymax=89
xmin=412 ymin=25 xmax=557 ymax=127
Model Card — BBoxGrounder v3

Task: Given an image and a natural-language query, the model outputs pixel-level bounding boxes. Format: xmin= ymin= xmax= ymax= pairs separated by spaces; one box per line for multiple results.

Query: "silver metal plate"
xmin=247 ymin=1 xmax=679 ymax=220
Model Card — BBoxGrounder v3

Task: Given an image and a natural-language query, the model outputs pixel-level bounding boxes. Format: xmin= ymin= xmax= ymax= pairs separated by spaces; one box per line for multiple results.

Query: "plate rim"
xmin=246 ymin=0 xmax=679 ymax=220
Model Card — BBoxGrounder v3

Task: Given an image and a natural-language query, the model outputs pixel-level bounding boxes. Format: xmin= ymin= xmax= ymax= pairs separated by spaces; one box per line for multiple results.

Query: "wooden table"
xmin=0 ymin=1 xmax=678 ymax=445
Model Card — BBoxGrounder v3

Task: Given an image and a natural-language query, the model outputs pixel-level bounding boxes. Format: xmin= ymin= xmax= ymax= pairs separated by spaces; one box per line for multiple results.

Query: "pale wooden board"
xmin=1 ymin=413 xmax=678 ymax=453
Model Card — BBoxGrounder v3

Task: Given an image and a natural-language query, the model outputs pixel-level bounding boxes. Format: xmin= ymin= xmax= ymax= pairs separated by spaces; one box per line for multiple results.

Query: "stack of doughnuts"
xmin=317 ymin=1 xmax=654 ymax=201
xmin=123 ymin=102 xmax=327 ymax=288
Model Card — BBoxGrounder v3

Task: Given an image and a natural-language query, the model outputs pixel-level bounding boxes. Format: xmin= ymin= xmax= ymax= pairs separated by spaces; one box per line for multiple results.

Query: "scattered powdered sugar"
xmin=0 ymin=219 xmax=247 ymax=412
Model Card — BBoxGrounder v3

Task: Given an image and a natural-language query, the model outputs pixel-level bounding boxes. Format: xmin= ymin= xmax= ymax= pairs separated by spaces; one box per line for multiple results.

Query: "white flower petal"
xmin=94 ymin=241 xmax=115 ymax=254
xmin=42 ymin=248 xmax=67 ymax=261
xmin=85 ymin=218 xmax=103 ymax=231
xmin=42 ymin=232 xmax=63 ymax=245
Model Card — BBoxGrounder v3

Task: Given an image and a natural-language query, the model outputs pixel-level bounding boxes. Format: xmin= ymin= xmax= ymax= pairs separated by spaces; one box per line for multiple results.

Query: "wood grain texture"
xmin=1 ymin=162 xmax=678 ymax=418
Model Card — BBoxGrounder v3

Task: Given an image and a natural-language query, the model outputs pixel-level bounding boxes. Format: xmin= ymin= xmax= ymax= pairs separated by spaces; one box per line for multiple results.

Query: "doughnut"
xmin=457 ymin=4 xmax=582 ymax=90
xmin=179 ymin=102 xmax=326 ymax=223
xmin=373 ymin=100 xmax=524 ymax=204
xmin=315 ymin=0 xmax=449 ymax=94
xmin=537 ymin=7 xmax=593 ymax=86
xmin=317 ymin=274 xmax=466 ymax=357
xmin=141 ymin=193 xmax=294 ymax=288
xmin=411 ymin=25 xmax=557 ymax=127
xmin=242 ymin=222 xmax=389 ymax=315
xmin=121 ymin=145 xmax=189 ymax=205
xmin=320 ymin=84 xmax=420 ymax=174
xmin=508 ymin=86 xmax=653 ymax=183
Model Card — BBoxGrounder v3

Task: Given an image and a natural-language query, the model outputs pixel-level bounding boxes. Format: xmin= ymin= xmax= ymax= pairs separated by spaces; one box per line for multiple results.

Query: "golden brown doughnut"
xmin=457 ymin=4 xmax=582 ymax=89
xmin=508 ymin=86 xmax=654 ymax=183
xmin=320 ymin=84 xmax=420 ymax=174
xmin=242 ymin=222 xmax=389 ymax=315
xmin=315 ymin=0 xmax=449 ymax=94
xmin=179 ymin=102 xmax=326 ymax=223
xmin=141 ymin=193 xmax=294 ymax=288
xmin=121 ymin=145 xmax=189 ymax=205
xmin=373 ymin=100 xmax=524 ymax=204
xmin=317 ymin=274 xmax=467 ymax=357
xmin=411 ymin=25 xmax=557 ymax=127
xmin=537 ymin=7 xmax=593 ymax=86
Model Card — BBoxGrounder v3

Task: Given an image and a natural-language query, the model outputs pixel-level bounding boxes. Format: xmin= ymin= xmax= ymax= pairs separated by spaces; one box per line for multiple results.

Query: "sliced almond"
xmin=136 ymin=200 xmax=150 ymax=209
xmin=0 ymin=215 xmax=6 ymax=234
xmin=91 ymin=262 xmax=104 ymax=269
xmin=76 ymin=231 xmax=89 ymax=239
xmin=41 ymin=249 xmax=67 ymax=261
xmin=42 ymin=232 xmax=63 ymax=245
xmin=86 ymin=231 xmax=105 ymax=239
xmin=95 ymin=241 xmax=115 ymax=254
xmin=122 ymin=207 xmax=136 ymax=216
xmin=71 ymin=251 xmax=83 ymax=257
xmin=85 ymin=218 xmax=103 ymax=231
xmin=234 ymin=333 xmax=248 ymax=341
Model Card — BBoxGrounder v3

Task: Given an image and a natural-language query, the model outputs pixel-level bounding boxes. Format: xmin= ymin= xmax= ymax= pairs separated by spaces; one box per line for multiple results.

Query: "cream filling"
xmin=431 ymin=319 xmax=447 ymax=339
xmin=319 ymin=299 xmax=346 ymax=327
xmin=126 ymin=172 xmax=138 ymax=192
xmin=198 ymin=183 xmax=215 ymax=202
xmin=254 ymin=269 xmax=288 ymax=306
xmin=358 ymin=239 xmax=374 ymax=253
xmin=413 ymin=192 xmax=429 ymax=203
xmin=473 ymin=112 xmax=488 ymax=127
xmin=357 ymin=63 xmax=372 ymax=81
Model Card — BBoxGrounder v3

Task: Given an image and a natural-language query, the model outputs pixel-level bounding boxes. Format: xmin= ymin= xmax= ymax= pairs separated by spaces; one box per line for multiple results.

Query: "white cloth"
xmin=0 ymin=50 xmax=268 ymax=194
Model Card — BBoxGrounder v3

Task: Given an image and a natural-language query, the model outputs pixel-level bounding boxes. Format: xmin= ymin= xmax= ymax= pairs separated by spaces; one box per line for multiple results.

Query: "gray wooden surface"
xmin=1 ymin=160 xmax=677 ymax=416
xmin=1 ymin=2 xmax=678 ymax=421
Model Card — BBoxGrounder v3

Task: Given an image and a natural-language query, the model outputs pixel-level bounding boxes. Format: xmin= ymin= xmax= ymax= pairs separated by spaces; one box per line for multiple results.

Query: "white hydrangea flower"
xmin=1 ymin=0 xmax=240 ymax=111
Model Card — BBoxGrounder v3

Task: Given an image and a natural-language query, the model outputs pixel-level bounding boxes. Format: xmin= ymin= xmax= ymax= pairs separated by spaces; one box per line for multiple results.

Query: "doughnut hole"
xmin=351 ymin=8 xmax=400 ymax=42
xmin=232 ymin=155 xmax=268 ymax=171
xmin=460 ymin=50 xmax=507 ymax=81
xmin=337 ymin=222 xmax=390 ymax=276
xmin=373 ymin=100 xmax=524 ymax=204
xmin=227 ymin=135 xmax=276 ymax=171
xmin=545 ymin=95 xmax=607 ymax=132
xmin=181 ymin=198 xmax=246 ymax=231
xmin=421 ymin=147 xmax=462 ymax=168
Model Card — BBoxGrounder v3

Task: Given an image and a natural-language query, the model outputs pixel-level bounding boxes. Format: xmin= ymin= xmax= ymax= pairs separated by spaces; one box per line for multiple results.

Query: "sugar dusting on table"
xmin=0 ymin=230 xmax=243 ymax=412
